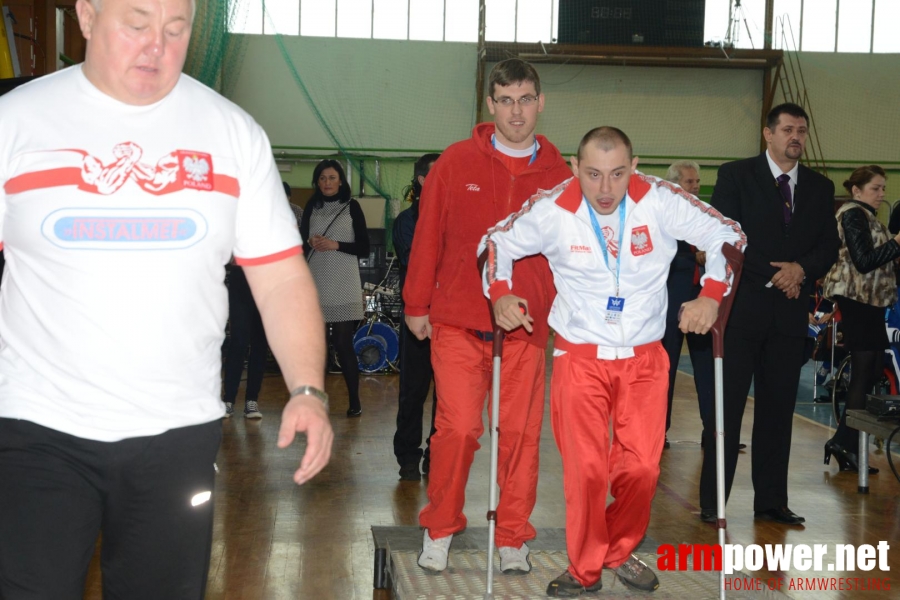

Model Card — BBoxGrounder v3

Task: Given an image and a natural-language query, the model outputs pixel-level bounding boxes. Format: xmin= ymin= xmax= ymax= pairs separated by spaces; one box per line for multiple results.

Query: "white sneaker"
xmin=417 ymin=529 xmax=452 ymax=572
xmin=499 ymin=543 xmax=531 ymax=574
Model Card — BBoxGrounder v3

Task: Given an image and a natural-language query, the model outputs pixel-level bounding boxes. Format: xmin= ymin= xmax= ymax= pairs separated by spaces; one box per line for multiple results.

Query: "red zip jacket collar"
xmin=472 ymin=122 xmax=565 ymax=175
xmin=555 ymin=173 xmax=653 ymax=213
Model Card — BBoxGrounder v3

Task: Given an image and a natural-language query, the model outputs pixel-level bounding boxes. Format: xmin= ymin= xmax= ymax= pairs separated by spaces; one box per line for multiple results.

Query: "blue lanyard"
xmin=491 ymin=134 xmax=538 ymax=165
xmin=587 ymin=196 xmax=626 ymax=295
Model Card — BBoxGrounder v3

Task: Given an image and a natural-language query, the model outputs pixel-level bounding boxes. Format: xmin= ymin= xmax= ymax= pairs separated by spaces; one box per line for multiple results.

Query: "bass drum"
xmin=353 ymin=321 xmax=400 ymax=373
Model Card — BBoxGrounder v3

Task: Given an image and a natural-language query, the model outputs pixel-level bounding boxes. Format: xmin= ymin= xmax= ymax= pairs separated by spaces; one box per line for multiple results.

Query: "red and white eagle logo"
xmin=630 ymin=225 xmax=653 ymax=256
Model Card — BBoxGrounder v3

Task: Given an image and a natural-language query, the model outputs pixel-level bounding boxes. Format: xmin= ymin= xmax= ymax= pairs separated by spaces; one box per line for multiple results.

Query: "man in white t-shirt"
xmin=0 ymin=1 xmax=333 ymax=598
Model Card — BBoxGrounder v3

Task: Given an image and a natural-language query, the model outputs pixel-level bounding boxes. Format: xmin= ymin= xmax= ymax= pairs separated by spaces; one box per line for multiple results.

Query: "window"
xmin=837 ymin=0 xmax=873 ymax=53
xmin=873 ymin=0 xmax=900 ymax=53
xmin=301 ymin=0 xmax=337 ymax=37
xmin=232 ymin=0 xmax=893 ymax=53
xmin=704 ymin=0 xmax=766 ymax=49
xmin=486 ymin=0 xmax=516 ymax=42
xmin=516 ymin=0 xmax=553 ymax=43
xmin=446 ymin=0 xmax=479 ymax=43
xmin=265 ymin=0 xmax=300 ymax=35
xmin=409 ymin=0 xmax=443 ymax=41
xmin=337 ymin=0 xmax=373 ymax=38
xmin=373 ymin=0 xmax=409 ymax=40
xmin=802 ymin=0 xmax=837 ymax=51
xmin=231 ymin=0 xmax=263 ymax=34
xmin=772 ymin=0 xmax=802 ymax=50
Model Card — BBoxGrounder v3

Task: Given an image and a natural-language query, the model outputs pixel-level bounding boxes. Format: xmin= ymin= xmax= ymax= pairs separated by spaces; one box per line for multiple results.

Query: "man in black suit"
xmin=699 ymin=103 xmax=840 ymax=525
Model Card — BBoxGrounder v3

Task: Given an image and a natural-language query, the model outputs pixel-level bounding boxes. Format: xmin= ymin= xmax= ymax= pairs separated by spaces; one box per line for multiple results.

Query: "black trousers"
xmin=699 ymin=325 xmax=805 ymax=512
xmin=222 ymin=267 xmax=269 ymax=405
xmin=330 ymin=320 xmax=361 ymax=411
xmin=662 ymin=301 xmax=714 ymax=432
xmin=393 ymin=315 xmax=437 ymax=468
xmin=663 ymin=270 xmax=714 ymax=432
xmin=0 ymin=418 xmax=221 ymax=600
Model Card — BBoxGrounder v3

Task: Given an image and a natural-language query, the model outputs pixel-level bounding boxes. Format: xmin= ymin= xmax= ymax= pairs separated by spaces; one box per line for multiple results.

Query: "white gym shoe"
xmin=417 ymin=529 xmax=452 ymax=572
xmin=499 ymin=543 xmax=531 ymax=574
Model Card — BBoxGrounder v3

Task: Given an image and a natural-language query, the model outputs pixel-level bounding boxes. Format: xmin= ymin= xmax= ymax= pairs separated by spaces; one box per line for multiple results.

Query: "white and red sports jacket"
xmin=480 ymin=173 xmax=747 ymax=359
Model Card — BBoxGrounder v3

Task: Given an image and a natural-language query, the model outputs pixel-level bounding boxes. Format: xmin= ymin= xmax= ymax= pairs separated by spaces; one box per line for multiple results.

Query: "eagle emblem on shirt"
xmin=630 ymin=225 xmax=653 ymax=256
xmin=183 ymin=156 xmax=210 ymax=183
xmin=177 ymin=151 xmax=214 ymax=191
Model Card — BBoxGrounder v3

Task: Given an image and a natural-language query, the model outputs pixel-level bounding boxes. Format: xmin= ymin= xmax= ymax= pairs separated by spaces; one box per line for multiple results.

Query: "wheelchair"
xmin=828 ymin=299 xmax=900 ymax=448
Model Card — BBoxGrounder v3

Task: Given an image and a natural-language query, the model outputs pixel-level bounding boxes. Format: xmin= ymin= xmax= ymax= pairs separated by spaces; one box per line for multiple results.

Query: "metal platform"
xmin=372 ymin=527 xmax=789 ymax=599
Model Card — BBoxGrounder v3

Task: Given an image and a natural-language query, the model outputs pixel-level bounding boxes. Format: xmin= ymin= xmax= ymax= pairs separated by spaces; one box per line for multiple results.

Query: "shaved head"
xmin=577 ymin=126 xmax=633 ymax=161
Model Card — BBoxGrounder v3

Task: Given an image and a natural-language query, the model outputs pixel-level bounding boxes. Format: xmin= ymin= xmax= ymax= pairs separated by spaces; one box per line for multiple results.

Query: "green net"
xmin=183 ymin=0 xmax=249 ymax=99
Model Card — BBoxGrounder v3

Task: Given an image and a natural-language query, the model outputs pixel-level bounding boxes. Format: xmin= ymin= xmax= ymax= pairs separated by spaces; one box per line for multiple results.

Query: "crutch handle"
xmin=491 ymin=302 xmax=527 ymax=356
xmin=710 ymin=242 xmax=745 ymax=358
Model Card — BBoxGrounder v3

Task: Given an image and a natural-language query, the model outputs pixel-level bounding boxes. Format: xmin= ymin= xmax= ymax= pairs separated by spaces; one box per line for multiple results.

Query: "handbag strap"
xmin=306 ymin=202 xmax=352 ymax=262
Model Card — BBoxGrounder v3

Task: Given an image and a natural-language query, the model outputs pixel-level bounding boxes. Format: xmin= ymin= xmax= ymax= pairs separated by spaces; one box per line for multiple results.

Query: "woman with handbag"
xmin=823 ymin=165 xmax=900 ymax=472
xmin=300 ymin=160 xmax=369 ymax=416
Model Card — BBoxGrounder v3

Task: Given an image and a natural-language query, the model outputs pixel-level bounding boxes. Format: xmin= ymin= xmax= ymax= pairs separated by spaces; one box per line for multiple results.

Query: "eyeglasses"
xmin=491 ymin=95 xmax=539 ymax=108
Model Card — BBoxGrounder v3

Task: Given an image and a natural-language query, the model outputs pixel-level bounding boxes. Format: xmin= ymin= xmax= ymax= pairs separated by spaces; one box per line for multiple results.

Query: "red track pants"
xmin=419 ymin=324 xmax=545 ymax=547
xmin=550 ymin=339 xmax=668 ymax=587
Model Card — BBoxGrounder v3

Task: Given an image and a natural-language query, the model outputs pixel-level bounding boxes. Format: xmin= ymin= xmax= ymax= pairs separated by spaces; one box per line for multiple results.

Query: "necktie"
xmin=777 ymin=173 xmax=793 ymax=225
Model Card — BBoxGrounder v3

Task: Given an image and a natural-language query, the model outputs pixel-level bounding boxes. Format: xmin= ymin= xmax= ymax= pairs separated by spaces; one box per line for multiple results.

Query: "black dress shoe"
xmin=824 ymin=440 xmax=879 ymax=474
xmin=754 ymin=507 xmax=805 ymax=525
xmin=398 ymin=463 xmax=421 ymax=481
xmin=346 ymin=407 xmax=362 ymax=418
xmin=699 ymin=509 xmax=716 ymax=523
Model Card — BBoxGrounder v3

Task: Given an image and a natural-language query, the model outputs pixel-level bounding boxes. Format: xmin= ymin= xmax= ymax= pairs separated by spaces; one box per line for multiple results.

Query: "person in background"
xmin=393 ymin=152 xmax=441 ymax=481
xmin=300 ymin=160 xmax=369 ymax=417
xmin=698 ymin=103 xmax=840 ymax=526
xmin=404 ymin=58 xmax=571 ymax=575
xmin=661 ymin=160 xmax=715 ymax=449
xmin=285 ymin=180 xmax=304 ymax=227
xmin=822 ymin=165 xmax=899 ymax=473
xmin=888 ymin=193 xmax=900 ymax=235
xmin=222 ymin=259 xmax=269 ymax=418
xmin=0 ymin=0 xmax=332 ymax=596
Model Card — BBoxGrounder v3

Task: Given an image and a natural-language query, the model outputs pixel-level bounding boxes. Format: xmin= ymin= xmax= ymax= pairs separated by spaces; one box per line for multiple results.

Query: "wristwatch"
xmin=290 ymin=385 xmax=329 ymax=410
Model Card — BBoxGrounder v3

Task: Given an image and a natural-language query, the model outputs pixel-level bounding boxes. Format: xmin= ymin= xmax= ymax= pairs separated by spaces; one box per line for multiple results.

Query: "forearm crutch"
xmin=484 ymin=321 xmax=504 ymax=600
xmin=710 ymin=243 xmax=745 ymax=600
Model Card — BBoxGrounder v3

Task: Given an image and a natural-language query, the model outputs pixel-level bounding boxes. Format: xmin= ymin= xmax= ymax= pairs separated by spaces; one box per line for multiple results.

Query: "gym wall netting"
xmin=184 ymin=1 xmax=900 ymax=246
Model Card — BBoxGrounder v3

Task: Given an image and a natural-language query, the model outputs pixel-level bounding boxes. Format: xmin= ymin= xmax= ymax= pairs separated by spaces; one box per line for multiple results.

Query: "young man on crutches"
xmin=480 ymin=127 xmax=746 ymax=597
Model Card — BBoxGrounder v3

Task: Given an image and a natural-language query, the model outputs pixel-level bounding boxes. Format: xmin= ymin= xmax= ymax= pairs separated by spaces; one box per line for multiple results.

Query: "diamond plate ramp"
xmin=373 ymin=527 xmax=789 ymax=600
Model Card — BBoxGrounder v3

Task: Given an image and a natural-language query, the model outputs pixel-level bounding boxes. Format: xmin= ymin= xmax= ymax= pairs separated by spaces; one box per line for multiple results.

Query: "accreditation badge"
xmin=606 ymin=296 xmax=625 ymax=325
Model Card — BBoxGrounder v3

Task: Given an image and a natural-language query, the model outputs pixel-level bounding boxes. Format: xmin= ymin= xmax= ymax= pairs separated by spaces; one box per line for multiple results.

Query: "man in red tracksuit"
xmin=404 ymin=58 xmax=571 ymax=574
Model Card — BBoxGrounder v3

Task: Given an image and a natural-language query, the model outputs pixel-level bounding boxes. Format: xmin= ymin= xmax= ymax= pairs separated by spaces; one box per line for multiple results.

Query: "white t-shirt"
xmin=0 ymin=66 xmax=301 ymax=441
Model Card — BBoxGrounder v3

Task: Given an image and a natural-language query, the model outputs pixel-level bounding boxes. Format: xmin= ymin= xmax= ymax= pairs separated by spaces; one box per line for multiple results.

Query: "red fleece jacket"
xmin=403 ymin=123 xmax=572 ymax=348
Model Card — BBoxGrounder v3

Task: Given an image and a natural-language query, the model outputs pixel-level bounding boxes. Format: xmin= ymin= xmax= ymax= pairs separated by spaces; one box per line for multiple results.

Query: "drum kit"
xmin=329 ymin=256 xmax=402 ymax=374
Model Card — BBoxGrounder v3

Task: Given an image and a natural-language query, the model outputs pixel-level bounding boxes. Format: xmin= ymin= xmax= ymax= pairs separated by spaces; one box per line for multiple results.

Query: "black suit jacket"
xmin=711 ymin=153 xmax=840 ymax=337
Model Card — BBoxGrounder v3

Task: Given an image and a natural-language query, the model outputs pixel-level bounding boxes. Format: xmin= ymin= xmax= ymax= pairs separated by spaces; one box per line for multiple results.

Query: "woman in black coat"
xmin=822 ymin=165 xmax=900 ymax=472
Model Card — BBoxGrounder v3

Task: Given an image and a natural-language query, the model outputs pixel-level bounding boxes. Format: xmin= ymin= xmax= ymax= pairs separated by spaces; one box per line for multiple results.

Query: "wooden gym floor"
xmin=83 ymin=343 xmax=899 ymax=599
